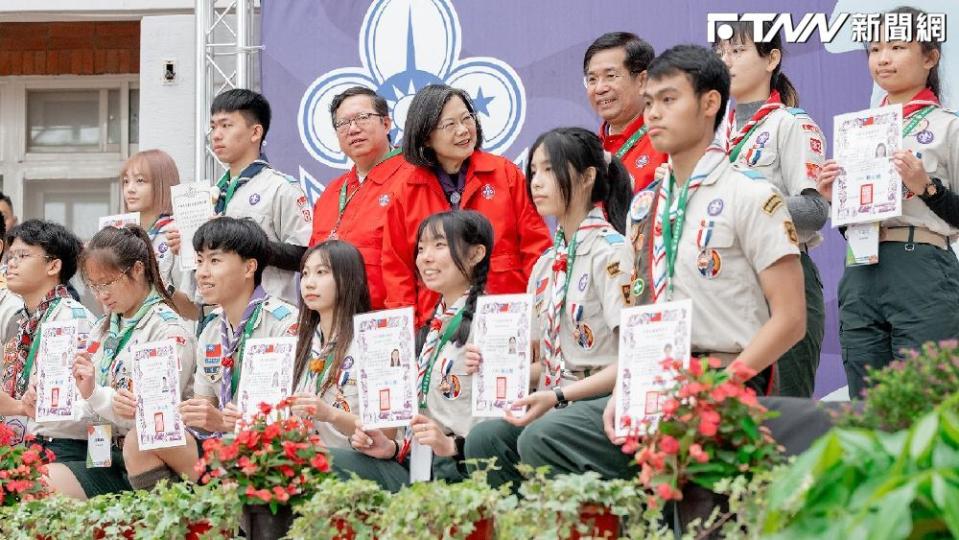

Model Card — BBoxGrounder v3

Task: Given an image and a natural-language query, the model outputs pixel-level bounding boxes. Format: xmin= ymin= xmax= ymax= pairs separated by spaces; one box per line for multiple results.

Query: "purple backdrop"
xmin=262 ymin=0 xmax=888 ymax=396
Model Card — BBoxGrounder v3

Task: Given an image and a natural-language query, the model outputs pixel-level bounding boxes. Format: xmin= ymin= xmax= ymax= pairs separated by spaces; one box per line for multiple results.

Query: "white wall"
xmin=138 ymin=14 xmax=196 ymax=182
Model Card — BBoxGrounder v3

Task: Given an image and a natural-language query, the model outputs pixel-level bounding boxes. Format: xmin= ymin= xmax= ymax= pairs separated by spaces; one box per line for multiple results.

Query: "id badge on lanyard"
xmin=845 ymin=222 xmax=880 ymax=267
xmin=87 ymin=423 xmax=113 ymax=468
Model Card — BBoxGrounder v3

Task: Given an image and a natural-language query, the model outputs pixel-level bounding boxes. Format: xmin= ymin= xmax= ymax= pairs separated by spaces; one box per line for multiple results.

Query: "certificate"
xmin=355 ymin=307 xmax=416 ymax=429
xmin=614 ymin=299 xmax=692 ymax=438
xmin=831 ymin=104 xmax=903 ymax=226
xmin=170 ymin=183 xmax=215 ymax=271
xmin=132 ymin=340 xmax=186 ymax=450
xmin=98 ymin=212 xmax=140 ymax=230
xmin=35 ymin=320 xmax=80 ymax=423
xmin=471 ymin=294 xmax=532 ymax=417
xmin=235 ymin=337 xmax=296 ymax=425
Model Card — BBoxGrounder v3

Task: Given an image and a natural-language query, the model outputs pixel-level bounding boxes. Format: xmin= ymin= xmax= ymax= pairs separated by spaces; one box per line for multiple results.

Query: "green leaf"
xmin=863 ymin=485 xmax=915 ymax=540
xmin=909 ymin=412 xmax=939 ymax=462
xmin=931 ymin=474 xmax=959 ymax=537
xmin=740 ymin=416 xmax=759 ymax=440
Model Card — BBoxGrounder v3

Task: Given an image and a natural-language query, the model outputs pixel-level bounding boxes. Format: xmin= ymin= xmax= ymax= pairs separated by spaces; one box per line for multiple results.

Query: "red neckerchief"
xmin=881 ymin=87 xmax=940 ymax=118
xmin=726 ymin=90 xmax=784 ymax=151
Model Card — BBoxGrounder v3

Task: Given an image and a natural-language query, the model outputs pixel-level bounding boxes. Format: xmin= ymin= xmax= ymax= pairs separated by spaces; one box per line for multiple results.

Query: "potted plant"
xmin=86 ymin=490 xmax=147 ymax=539
xmin=197 ymin=398 xmax=332 ymax=540
xmin=136 ymin=480 xmax=241 ymax=539
xmin=377 ymin=470 xmax=505 ymax=539
xmin=0 ymin=424 xmax=56 ymax=507
xmin=495 ymin=467 xmax=642 ymax=539
xmin=288 ymin=476 xmax=389 ymax=540
xmin=0 ymin=494 xmax=85 ymax=540
xmin=622 ymin=357 xmax=783 ymax=532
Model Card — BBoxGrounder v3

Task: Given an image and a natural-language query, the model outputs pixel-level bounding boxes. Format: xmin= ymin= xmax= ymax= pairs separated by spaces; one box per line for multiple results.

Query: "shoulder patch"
xmin=283 ymin=174 xmax=299 ymax=185
xmin=735 ymin=167 xmax=766 ymax=181
xmin=762 ymin=193 xmax=785 ymax=215
xmin=71 ymin=307 xmax=87 ymax=319
xmin=266 ymin=303 xmax=293 ymax=321
xmin=601 ymin=231 xmax=626 ymax=246
xmin=156 ymin=309 xmax=178 ymax=322
xmin=785 ymin=107 xmax=809 ymax=118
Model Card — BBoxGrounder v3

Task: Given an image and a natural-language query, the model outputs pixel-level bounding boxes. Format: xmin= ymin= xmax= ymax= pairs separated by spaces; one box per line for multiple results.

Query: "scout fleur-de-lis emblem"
xmin=298 ymin=0 xmax=526 ymax=170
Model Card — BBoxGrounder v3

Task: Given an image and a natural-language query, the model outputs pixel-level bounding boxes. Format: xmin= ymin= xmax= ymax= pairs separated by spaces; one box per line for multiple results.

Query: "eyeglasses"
xmin=6 ymin=250 xmax=54 ymax=265
xmin=714 ymin=45 xmax=748 ymax=60
xmin=333 ymin=112 xmax=386 ymax=134
xmin=435 ymin=114 xmax=477 ymax=135
xmin=583 ymin=72 xmax=631 ymax=89
xmin=86 ymin=268 xmax=131 ymax=294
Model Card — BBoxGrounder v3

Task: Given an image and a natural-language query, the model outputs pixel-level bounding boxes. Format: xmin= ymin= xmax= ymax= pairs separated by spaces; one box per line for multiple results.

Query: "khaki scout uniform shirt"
xmin=223 ymin=168 xmax=312 ymax=305
xmin=628 ymin=158 xmax=800 ymax=357
xmin=26 ymin=297 xmax=94 ymax=440
xmin=194 ymin=296 xmax=298 ymax=406
xmin=293 ymin=329 xmax=360 ymax=449
xmin=884 ymin=107 xmax=959 ymax=237
xmin=81 ymin=302 xmax=196 ymax=434
xmin=528 ymin=208 xmax=635 ymax=383
xmin=0 ymin=287 xmax=23 ymax=345
xmin=730 ymin=107 xmax=826 ymax=247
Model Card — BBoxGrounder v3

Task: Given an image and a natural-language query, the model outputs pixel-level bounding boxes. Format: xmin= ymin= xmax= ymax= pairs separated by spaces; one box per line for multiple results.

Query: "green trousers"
xmin=776 ymin=252 xmax=826 ymax=397
xmin=328 ymin=447 xmax=467 ymax=492
xmin=839 ymin=241 xmax=959 ymax=398
xmin=464 ymin=397 xmax=635 ymax=490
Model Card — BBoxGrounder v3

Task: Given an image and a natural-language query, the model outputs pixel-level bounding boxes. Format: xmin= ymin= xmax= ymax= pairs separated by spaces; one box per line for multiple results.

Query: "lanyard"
xmin=418 ymin=308 xmax=465 ymax=408
xmin=903 ymin=106 xmax=936 ymax=137
xmin=553 ymin=228 xmax=580 ymax=308
xmin=330 ymin=148 xmax=401 ymax=238
xmin=614 ymin=124 xmax=649 ymax=160
xmin=21 ymin=299 xmax=61 ymax=388
xmin=230 ymin=302 xmax=263 ymax=396
xmin=660 ymin=174 xmax=693 ymax=295
xmin=147 ymin=214 xmax=174 ymax=241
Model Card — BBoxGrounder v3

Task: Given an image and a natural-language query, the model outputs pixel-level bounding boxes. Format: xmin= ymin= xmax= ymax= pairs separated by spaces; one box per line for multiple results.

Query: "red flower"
xmin=690 ymin=444 xmax=709 ymax=464
xmin=698 ymin=419 xmax=718 ymax=437
xmin=263 ymin=423 xmax=282 ymax=442
xmin=662 ymin=398 xmax=680 ymax=416
xmin=245 ymin=485 xmax=272 ymax=503
xmin=257 ymin=402 xmax=273 ymax=416
xmin=728 ymin=360 xmax=757 ymax=383
xmin=221 ymin=356 xmax=234 ymax=368
xmin=707 ymin=357 xmax=722 ymax=369
xmin=237 ymin=456 xmax=258 ymax=475
xmin=656 ymin=483 xmax=681 ymax=501
xmin=278 ymin=465 xmax=295 ymax=478
xmin=659 ymin=435 xmax=679 ymax=455
xmin=272 ymin=486 xmax=290 ymax=503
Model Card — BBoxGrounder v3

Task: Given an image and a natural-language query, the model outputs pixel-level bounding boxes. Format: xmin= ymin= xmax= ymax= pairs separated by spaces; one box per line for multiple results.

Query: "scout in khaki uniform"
xmin=715 ymin=22 xmax=828 ymax=397
xmin=463 ymin=127 xmax=635 ymax=489
xmin=329 ymin=211 xmax=493 ymax=492
xmin=506 ymin=45 xmax=807 ymax=482
xmin=59 ymin=226 xmax=198 ymax=494
xmin=290 ymin=241 xmax=378 ymax=450
xmin=165 ymin=89 xmax=311 ymax=307
xmin=0 ymin=218 xmax=23 ymax=344
xmin=818 ymin=9 xmax=959 ymax=398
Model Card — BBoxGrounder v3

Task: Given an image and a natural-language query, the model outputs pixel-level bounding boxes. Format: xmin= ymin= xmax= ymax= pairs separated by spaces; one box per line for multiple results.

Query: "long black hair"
xmin=415 ymin=211 xmax=493 ymax=347
xmin=292 ymin=240 xmax=371 ymax=395
xmin=717 ymin=20 xmax=799 ymax=107
xmin=81 ymin=224 xmax=177 ymax=333
xmin=525 ymin=127 xmax=632 ymax=234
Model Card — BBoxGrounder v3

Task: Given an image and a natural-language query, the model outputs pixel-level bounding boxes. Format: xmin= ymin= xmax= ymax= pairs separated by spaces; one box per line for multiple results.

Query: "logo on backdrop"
xmin=297 ymin=0 xmax=527 ymax=175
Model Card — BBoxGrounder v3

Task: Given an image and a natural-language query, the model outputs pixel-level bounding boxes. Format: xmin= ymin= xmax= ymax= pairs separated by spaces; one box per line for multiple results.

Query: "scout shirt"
xmin=726 ymin=105 xmax=826 ymax=247
xmin=382 ymin=149 xmax=552 ymax=328
xmin=293 ymin=328 xmax=360 ymax=449
xmin=193 ymin=296 xmax=298 ymax=406
xmin=308 ymin=153 xmax=407 ymax=310
xmin=881 ymin=98 xmax=959 ymax=238
xmin=148 ymin=215 xmax=193 ymax=298
xmin=0 ymin=286 xmax=23 ymax=345
xmin=220 ymin=165 xmax=312 ymax=306
xmin=80 ymin=301 xmax=196 ymax=434
xmin=528 ymin=207 xmax=635 ymax=383
xmin=25 ymin=297 xmax=94 ymax=440
xmin=600 ymin=115 xmax=669 ymax=193
xmin=627 ymin=153 xmax=800 ymax=358
xmin=421 ymin=296 xmax=484 ymax=438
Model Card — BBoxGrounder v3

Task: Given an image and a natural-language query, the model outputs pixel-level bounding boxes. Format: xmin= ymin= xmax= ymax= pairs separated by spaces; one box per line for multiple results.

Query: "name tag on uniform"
xmin=87 ymin=424 xmax=112 ymax=468
xmin=846 ymin=222 xmax=880 ymax=267
xmin=409 ymin=439 xmax=432 ymax=483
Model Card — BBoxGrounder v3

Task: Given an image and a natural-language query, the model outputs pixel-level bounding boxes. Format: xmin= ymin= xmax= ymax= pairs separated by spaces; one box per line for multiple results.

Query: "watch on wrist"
xmin=553 ymin=387 xmax=569 ymax=409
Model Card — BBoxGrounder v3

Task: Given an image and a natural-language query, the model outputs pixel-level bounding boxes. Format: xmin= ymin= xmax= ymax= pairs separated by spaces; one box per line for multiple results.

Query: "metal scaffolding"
xmin=194 ymin=0 xmax=260 ymax=185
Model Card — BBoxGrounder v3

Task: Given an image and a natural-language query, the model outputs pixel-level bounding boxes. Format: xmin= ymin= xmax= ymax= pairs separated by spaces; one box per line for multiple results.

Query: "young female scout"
xmin=464 ymin=127 xmax=635 ymax=489
xmin=715 ymin=23 xmax=828 ymax=398
xmin=289 ymin=240 xmax=372 ymax=448
xmin=329 ymin=210 xmax=493 ymax=491
xmin=818 ymin=6 xmax=959 ymax=398
xmin=47 ymin=225 xmax=196 ymax=497
xmin=119 ymin=150 xmax=198 ymax=319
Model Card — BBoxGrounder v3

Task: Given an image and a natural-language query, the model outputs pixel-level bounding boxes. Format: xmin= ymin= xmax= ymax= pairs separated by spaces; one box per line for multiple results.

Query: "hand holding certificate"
xmin=235 ymin=337 xmax=296 ymax=425
xmin=831 ymin=104 xmax=904 ymax=226
xmin=471 ymin=294 xmax=532 ymax=417
xmin=35 ymin=320 xmax=81 ymax=423
xmin=98 ymin=212 xmax=140 ymax=231
xmin=614 ymin=299 xmax=692 ymax=438
xmin=170 ymin=183 xmax=215 ymax=271
xmin=354 ymin=307 xmax=416 ymax=429
xmin=132 ymin=340 xmax=186 ymax=450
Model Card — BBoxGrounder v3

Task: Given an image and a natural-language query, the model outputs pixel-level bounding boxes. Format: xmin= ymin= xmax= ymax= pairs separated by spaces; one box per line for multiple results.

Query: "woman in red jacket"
xmin=382 ymin=84 xmax=551 ymax=327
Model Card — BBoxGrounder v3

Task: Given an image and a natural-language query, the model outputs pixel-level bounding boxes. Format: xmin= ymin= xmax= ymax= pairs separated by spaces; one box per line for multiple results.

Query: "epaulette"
xmin=601 ymin=230 xmax=626 ymax=246
xmin=785 ymin=107 xmax=810 ymax=118
xmin=265 ymin=301 xmax=293 ymax=321
xmin=732 ymin=164 xmax=766 ymax=181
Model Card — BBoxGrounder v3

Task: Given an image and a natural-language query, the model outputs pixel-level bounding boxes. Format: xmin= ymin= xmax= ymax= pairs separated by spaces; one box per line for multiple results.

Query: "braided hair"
xmin=82 ymin=224 xmax=177 ymax=333
xmin=414 ymin=210 xmax=493 ymax=347
xmin=525 ymin=127 xmax=632 ymax=233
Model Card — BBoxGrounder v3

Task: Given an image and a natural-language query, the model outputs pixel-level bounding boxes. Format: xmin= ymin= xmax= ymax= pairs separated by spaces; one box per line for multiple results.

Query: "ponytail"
xmin=773 ymin=71 xmax=799 ymax=107
xmin=598 ymin=155 xmax=632 ymax=234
